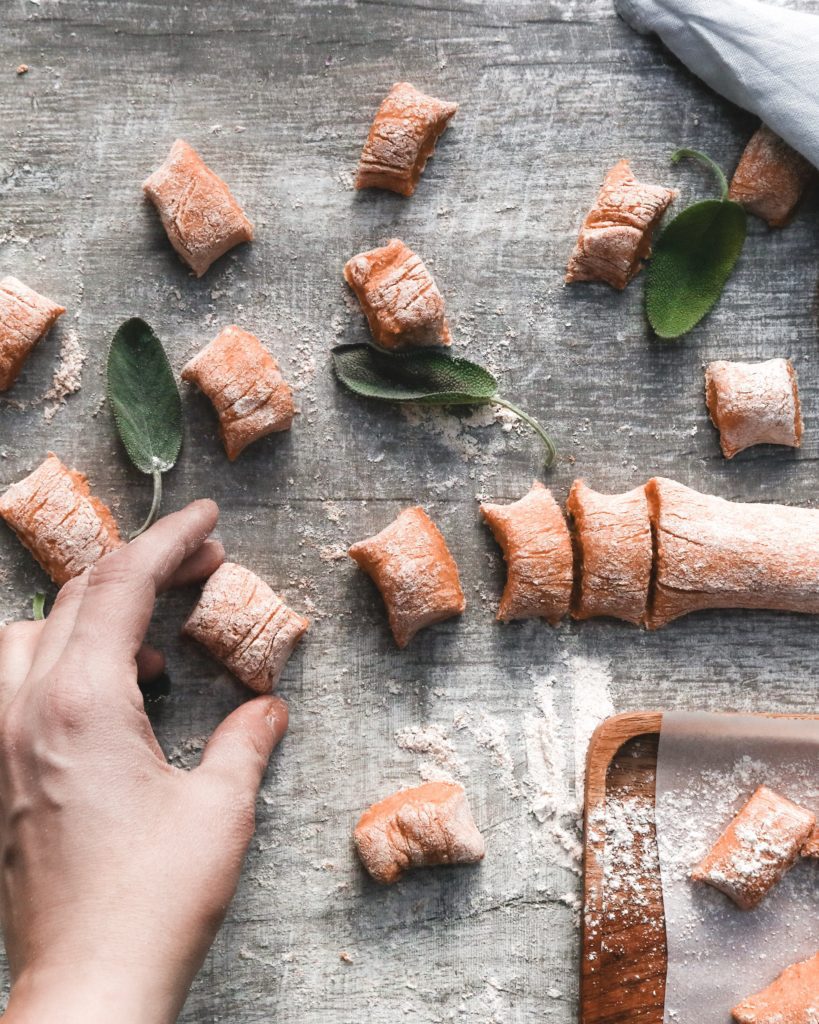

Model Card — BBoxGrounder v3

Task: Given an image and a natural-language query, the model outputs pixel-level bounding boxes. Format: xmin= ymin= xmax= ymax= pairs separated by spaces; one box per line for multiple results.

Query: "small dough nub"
xmin=354 ymin=781 xmax=485 ymax=884
xmin=356 ymin=82 xmax=458 ymax=196
xmin=183 ymin=562 xmax=309 ymax=693
xmin=705 ymin=358 xmax=802 ymax=459
xmin=480 ymin=481 xmax=573 ymax=624
xmin=565 ymin=160 xmax=677 ymax=289
xmin=348 ymin=507 xmax=465 ymax=647
xmin=691 ymin=785 xmax=815 ymax=910
xmin=182 ymin=325 xmax=294 ymax=460
xmin=143 ymin=139 xmax=253 ymax=277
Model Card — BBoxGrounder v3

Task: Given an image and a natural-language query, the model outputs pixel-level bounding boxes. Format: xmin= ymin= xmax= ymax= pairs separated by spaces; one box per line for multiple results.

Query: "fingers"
xmin=135 ymin=643 xmax=166 ymax=682
xmin=198 ymin=696 xmax=288 ymax=797
xmin=0 ymin=621 xmax=43 ymax=711
xmin=163 ymin=539 xmax=224 ymax=592
xmin=50 ymin=501 xmax=219 ymax=678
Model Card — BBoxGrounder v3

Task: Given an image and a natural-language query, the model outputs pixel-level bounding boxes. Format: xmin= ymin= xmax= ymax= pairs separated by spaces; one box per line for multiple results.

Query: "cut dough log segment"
xmin=705 ymin=358 xmax=803 ymax=459
xmin=565 ymin=159 xmax=677 ymax=289
xmin=143 ymin=139 xmax=253 ymax=277
xmin=183 ymin=562 xmax=309 ymax=693
xmin=344 ymin=238 xmax=451 ymax=350
xmin=691 ymin=785 xmax=815 ymax=910
xmin=728 ymin=124 xmax=814 ymax=228
xmin=645 ymin=476 xmax=819 ymax=629
xmin=353 ymin=781 xmax=484 ymax=884
xmin=480 ymin=481 xmax=573 ymax=624
xmin=355 ymin=82 xmax=458 ymax=197
xmin=802 ymin=826 xmax=819 ymax=858
xmin=0 ymin=275 xmax=65 ymax=391
xmin=182 ymin=324 xmax=294 ymax=460
xmin=567 ymin=480 xmax=652 ymax=626
xmin=0 ymin=453 xmax=122 ymax=586
xmin=732 ymin=951 xmax=819 ymax=1024
xmin=348 ymin=506 xmax=465 ymax=648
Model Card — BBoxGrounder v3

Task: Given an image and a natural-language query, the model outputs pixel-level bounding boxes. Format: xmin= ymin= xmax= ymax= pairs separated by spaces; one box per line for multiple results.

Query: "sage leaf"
xmin=107 ymin=318 xmax=183 ymax=536
xmin=646 ymin=149 xmax=747 ymax=340
xmin=332 ymin=343 xmax=556 ymax=467
xmin=32 ymin=592 xmax=46 ymax=620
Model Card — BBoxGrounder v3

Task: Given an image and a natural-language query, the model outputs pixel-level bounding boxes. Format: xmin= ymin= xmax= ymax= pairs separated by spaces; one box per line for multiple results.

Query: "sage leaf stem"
xmin=131 ymin=468 xmax=164 ymax=539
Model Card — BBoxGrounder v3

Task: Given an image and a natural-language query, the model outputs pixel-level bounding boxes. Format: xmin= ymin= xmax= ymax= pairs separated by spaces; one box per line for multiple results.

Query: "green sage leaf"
xmin=107 ymin=318 xmax=183 ymax=475
xmin=32 ymin=592 xmax=46 ymax=620
xmin=646 ymin=151 xmax=747 ymax=339
xmin=332 ymin=343 xmax=499 ymax=405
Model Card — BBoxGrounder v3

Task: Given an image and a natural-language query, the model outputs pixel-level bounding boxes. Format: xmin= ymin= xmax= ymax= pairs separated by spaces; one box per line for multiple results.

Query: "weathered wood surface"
xmin=1 ymin=0 xmax=818 ymax=1021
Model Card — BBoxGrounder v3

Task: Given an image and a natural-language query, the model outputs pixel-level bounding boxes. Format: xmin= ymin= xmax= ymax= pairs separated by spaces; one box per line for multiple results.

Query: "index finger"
xmin=58 ymin=499 xmax=219 ymax=673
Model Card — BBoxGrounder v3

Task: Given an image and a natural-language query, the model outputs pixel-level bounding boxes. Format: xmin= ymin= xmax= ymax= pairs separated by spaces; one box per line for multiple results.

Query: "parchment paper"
xmin=655 ymin=712 xmax=819 ymax=1023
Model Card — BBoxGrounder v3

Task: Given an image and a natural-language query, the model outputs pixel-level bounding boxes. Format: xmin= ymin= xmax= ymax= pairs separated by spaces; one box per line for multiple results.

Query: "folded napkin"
xmin=616 ymin=0 xmax=819 ymax=169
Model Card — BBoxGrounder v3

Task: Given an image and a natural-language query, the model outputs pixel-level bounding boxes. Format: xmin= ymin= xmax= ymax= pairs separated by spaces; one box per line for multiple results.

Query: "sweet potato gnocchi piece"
xmin=143 ymin=139 xmax=253 ymax=277
xmin=354 ymin=781 xmax=484 ymax=884
xmin=181 ymin=325 xmax=294 ymax=460
xmin=691 ymin=785 xmax=815 ymax=910
xmin=645 ymin=477 xmax=819 ymax=628
xmin=344 ymin=239 xmax=451 ymax=350
xmin=729 ymin=125 xmax=814 ymax=228
xmin=356 ymin=82 xmax=458 ymax=197
xmin=567 ymin=480 xmax=652 ymax=626
xmin=0 ymin=275 xmax=65 ymax=391
xmin=705 ymin=358 xmax=803 ymax=459
xmin=480 ymin=481 xmax=573 ymax=624
xmin=802 ymin=826 xmax=819 ymax=858
xmin=348 ymin=507 xmax=464 ymax=648
xmin=566 ymin=160 xmax=677 ymax=289
xmin=0 ymin=453 xmax=122 ymax=586
xmin=732 ymin=951 xmax=819 ymax=1024
xmin=183 ymin=561 xmax=309 ymax=693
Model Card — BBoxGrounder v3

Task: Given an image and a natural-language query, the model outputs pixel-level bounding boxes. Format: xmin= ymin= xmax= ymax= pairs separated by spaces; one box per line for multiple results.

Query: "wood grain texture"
xmin=0 ymin=1 xmax=818 ymax=1021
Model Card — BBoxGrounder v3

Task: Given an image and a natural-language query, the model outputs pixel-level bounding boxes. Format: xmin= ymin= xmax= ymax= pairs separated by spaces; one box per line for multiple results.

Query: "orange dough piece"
xmin=356 ymin=82 xmax=458 ymax=197
xmin=353 ymin=781 xmax=484 ymax=884
xmin=732 ymin=952 xmax=819 ymax=1024
xmin=480 ymin=481 xmax=573 ymax=624
xmin=0 ymin=453 xmax=122 ymax=586
xmin=344 ymin=239 xmax=451 ymax=350
xmin=567 ymin=480 xmax=652 ymax=626
xmin=645 ymin=476 xmax=819 ymax=629
xmin=0 ymin=276 xmax=65 ymax=391
xmin=728 ymin=125 xmax=814 ymax=228
xmin=182 ymin=325 xmax=294 ymax=460
xmin=705 ymin=358 xmax=803 ymax=459
xmin=143 ymin=139 xmax=253 ymax=277
xmin=565 ymin=159 xmax=677 ymax=289
xmin=348 ymin=507 xmax=465 ymax=648
xmin=183 ymin=562 xmax=309 ymax=693
xmin=691 ymin=785 xmax=815 ymax=910
xmin=802 ymin=826 xmax=819 ymax=858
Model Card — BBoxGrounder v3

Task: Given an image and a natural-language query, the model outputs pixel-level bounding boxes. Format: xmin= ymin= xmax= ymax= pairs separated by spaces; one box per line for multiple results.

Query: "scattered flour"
xmin=43 ymin=327 xmax=86 ymax=421
xmin=454 ymin=707 xmax=519 ymax=796
xmin=569 ymin=656 xmax=615 ymax=804
xmin=394 ymin=723 xmax=466 ymax=782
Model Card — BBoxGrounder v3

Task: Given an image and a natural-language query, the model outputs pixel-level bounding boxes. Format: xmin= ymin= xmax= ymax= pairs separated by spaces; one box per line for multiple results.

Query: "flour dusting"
xmin=43 ymin=327 xmax=86 ymax=421
xmin=394 ymin=723 xmax=466 ymax=782
xmin=569 ymin=655 xmax=615 ymax=804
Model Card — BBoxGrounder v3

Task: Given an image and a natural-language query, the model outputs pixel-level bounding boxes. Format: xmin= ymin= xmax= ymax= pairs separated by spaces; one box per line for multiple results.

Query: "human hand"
xmin=0 ymin=501 xmax=288 ymax=1024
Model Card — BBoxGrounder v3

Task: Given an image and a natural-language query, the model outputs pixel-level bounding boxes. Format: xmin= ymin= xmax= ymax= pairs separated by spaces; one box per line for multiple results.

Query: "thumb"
xmin=198 ymin=695 xmax=289 ymax=796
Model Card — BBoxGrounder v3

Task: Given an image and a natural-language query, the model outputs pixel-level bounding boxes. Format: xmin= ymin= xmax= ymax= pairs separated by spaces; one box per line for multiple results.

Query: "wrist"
xmin=3 ymin=960 xmax=185 ymax=1024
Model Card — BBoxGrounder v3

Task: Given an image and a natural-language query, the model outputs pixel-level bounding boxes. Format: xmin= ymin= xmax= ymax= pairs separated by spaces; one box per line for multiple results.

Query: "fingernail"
xmin=265 ymin=695 xmax=289 ymax=734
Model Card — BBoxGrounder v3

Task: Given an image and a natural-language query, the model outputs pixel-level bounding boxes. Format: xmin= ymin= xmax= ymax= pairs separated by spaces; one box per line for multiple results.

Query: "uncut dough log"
xmin=182 ymin=324 xmax=294 ymax=460
xmin=728 ymin=124 xmax=814 ymax=228
xmin=691 ymin=785 xmax=815 ymax=910
xmin=565 ymin=159 xmax=676 ymax=289
xmin=354 ymin=781 xmax=484 ymax=884
xmin=0 ymin=453 xmax=122 ymax=586
xmin=355 ymin=82 xmax=458 ymax=197
xmin=732 ymin=951 xmax=819 ymax=1024
xmin=348 ymin=507 xmax=465 ymax=647
xmin=0 ymin=276 xmax=65 ymax=391
xmin=143 ymin=139 xmax=253 ymax=277
xmin=183 ymin=562 xmax=309 ymax=693
xmin=567 ymin=480 xmax=652 ymax=625
xmin=645 ymin=476 xmax=819 ymax=628
xmin=480 ymin=481 xmax=573 ymax=624
xmin=705 ymin=358 xmax=803 ymax=459
xmin=343 ymin=238 xmax=451 ymax=350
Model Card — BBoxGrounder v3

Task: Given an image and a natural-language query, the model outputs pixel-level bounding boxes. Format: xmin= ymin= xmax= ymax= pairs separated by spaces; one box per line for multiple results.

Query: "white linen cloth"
xmin=615 ymin=0 xmax=819 ymax=168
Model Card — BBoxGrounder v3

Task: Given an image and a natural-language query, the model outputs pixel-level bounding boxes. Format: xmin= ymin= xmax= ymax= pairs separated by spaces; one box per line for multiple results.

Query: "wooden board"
xmin=2 ymin=1 xmax=819 ymax=1021
xmin=580 ymin=711 xmax=819 ymax=1024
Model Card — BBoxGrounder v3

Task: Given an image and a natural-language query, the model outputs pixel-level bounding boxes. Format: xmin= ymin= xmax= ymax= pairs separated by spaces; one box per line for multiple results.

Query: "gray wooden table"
xmin=1 ymin=0 xmax=818 ymax=1020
